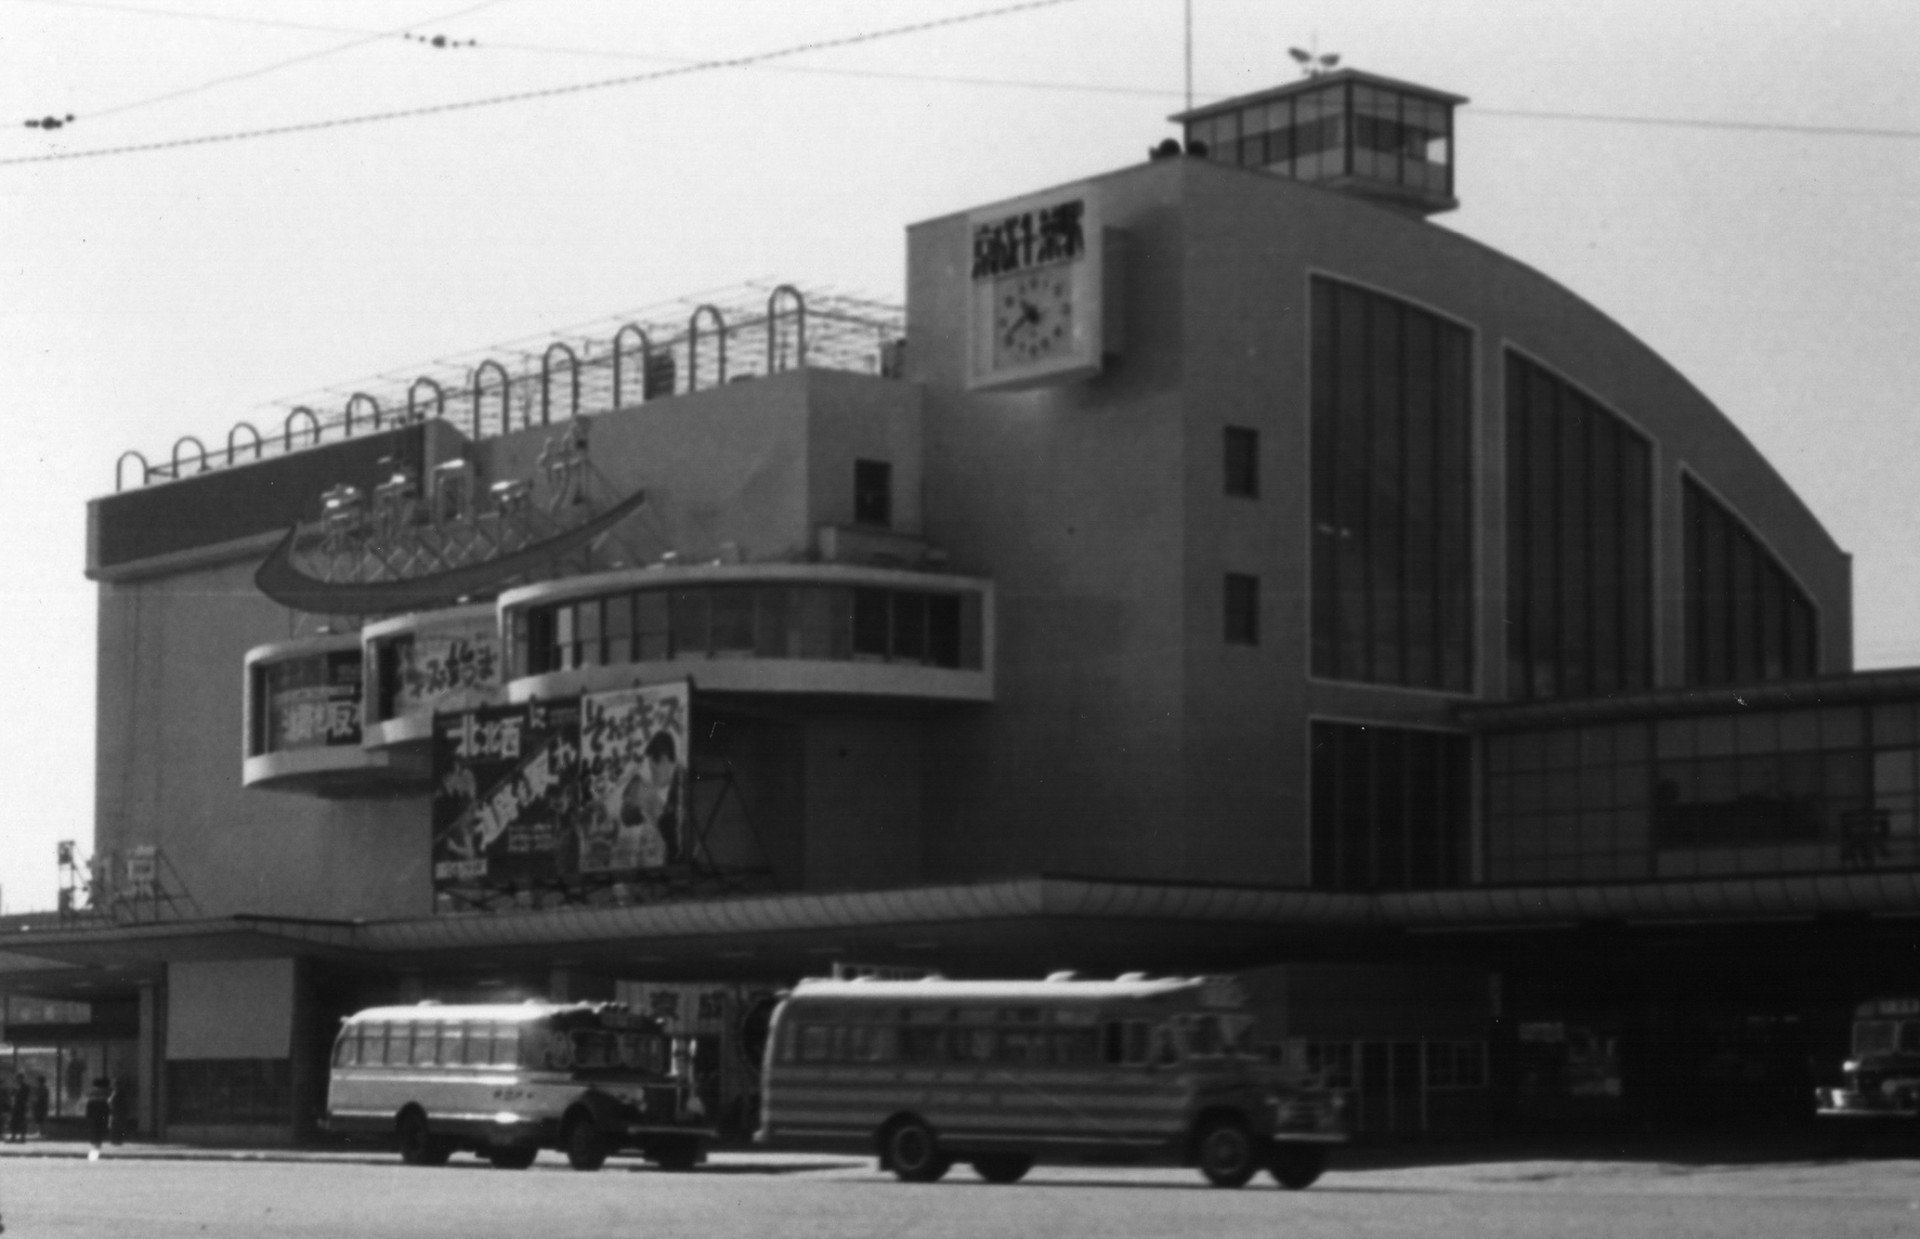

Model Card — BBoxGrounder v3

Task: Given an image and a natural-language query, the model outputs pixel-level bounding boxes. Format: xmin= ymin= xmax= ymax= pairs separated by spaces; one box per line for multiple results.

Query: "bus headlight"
xmin=493 ymin=1112 xmax=523 ymax=1125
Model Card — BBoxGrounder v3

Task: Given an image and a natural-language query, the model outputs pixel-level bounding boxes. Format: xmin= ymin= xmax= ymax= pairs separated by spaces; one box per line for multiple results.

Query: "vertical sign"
xmin=430 ymin=699 xmax=582 ymax=891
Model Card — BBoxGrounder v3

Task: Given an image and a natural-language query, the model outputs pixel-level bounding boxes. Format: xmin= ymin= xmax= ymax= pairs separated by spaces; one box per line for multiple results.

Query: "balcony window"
xmin=517 ymin=582 xmax=984 ymax=675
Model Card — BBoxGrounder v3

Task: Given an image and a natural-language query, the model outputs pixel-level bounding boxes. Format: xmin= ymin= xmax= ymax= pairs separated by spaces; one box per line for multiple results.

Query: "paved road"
xmin=5 ymin=1139 xmax=1920 ymax=1238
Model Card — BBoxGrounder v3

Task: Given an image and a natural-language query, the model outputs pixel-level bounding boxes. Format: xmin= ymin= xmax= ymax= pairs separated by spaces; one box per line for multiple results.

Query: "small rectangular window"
xmin=854 ymin=459 xmax=892 ymax=528
xmin=1225 ymin=573 xmax=1260 ymax=645
xmin=1224 ymin=426 xmax=1259 ymax=497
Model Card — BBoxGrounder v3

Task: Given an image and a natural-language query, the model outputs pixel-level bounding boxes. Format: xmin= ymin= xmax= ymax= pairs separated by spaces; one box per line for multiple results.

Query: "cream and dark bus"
xmin=325 ymin=1000 xmax=713 ymax=1169
xmin=758 ymin=974 xmax=1346 ymax=1188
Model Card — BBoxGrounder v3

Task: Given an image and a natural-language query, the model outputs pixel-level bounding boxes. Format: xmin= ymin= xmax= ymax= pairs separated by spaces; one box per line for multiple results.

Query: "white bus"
xmin=758 ymin=974 xmax=1346 ymax=1188
xmin=325 ymin=1000 xmax=712 ymax=1170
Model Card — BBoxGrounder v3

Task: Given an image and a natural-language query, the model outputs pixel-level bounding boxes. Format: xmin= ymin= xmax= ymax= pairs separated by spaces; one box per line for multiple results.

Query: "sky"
xmin=3 ymin=0 xmax=1919 ymax=913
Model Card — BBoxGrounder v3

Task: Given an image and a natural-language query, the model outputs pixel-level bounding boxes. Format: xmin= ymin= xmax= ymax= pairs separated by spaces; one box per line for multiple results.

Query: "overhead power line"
xmin=1474 ymin=106 xmax=1920 ymax=144
xmin=0 ymin=0 xmax=1085 ymax=167
xmin=81 ymin=0 xmax=508 ymax=122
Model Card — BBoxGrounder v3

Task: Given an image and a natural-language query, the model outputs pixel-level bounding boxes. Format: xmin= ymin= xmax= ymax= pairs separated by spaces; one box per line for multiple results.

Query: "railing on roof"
xmin=117 ymin=284 xmax=907 ymax=491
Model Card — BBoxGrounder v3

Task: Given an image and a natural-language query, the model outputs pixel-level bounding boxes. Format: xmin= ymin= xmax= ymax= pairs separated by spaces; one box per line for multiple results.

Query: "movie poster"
xmin=576 ymin=682 xmax=690 ymax=875
xmin=430 ymin=698 xmax=582 ymax=890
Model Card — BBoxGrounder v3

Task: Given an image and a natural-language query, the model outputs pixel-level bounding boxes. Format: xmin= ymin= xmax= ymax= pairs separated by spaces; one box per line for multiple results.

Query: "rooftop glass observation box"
xmin=1173 ymin=69 xmax=1465 ymax=217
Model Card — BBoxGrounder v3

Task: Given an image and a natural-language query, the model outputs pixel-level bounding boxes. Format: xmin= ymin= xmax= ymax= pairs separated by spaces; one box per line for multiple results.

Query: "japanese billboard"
xmin=264 ymin=649 xmax=363 ymax=751
xmin=430 ymin=682 xmax=691 ymax=899
xmin=430 ymin=698 xmax=582 ymax=890
xmin=391 ymin=617 xmax=502 ymax=716
xmin=576 ymin=683 xmax=690 ymax=874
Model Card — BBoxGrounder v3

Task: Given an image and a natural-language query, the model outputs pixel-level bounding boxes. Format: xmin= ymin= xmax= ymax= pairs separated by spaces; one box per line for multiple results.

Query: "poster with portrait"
xmin=576 ymin=682 xmax=690 ymax=876
xmin=430 ymin=698 xmax=582 ymax=891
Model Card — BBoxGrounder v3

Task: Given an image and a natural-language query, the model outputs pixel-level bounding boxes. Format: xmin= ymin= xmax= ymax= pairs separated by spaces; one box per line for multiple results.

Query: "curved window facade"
xmin=513 ymin=582 xmax=983 ymax=677
xmin=1683 ymin=478 xmax=1817 ymax=686
xmin=1504 ymin=355 xmax=1654 ymax=701
xmin=249 ymin=648 xmax=363 ymax=757
xmin=1310 ymin=277 xmax=1474 ymax=692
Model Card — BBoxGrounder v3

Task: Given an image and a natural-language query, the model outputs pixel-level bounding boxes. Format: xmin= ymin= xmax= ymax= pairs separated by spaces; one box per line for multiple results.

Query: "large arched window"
xmin=1682 ymin=477 xmax=1817 ymax=685
xmin=1504 ymin=355 xmax=1654 ymax=700
xmin=1309 ymin=277 xmax=1473 ymax=691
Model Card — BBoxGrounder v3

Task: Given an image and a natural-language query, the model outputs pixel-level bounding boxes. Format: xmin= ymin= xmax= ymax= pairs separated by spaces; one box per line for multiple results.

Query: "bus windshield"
xmin=551 ymin=1028 xmax=668 ymax=1074
xmin=1851 ymin=1020 xmax=1920 ymax=1057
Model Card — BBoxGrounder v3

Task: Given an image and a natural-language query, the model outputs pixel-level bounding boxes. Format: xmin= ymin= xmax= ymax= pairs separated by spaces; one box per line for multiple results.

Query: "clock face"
xmin=992 ymin=269 xmax=1075 ymax=368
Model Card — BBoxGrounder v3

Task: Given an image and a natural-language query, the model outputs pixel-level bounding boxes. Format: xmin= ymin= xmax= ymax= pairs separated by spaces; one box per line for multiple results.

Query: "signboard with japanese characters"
xmin=576 ymin=683 xmax=690 ymax=875
xmin=263 ymin=648 xmax=363 ymax=751
xmin=390 ymin=615 xmax=502 ymax=716
xmin=430 ymin=698 xmax=582 ymax=890
xmin=429 ymin=682 xmax=692 ymax=902
xmin=966 ymin=183 xmax=1119 ymax=392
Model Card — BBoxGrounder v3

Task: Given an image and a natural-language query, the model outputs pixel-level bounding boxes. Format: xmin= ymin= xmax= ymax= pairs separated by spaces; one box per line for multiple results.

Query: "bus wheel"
xmin=971 ymin=1154 xmax=1033 ymax=1184
xmin=649 ymin=1139 xmax=700 ymax=1172
xmin=486 ymin=1147 xmax=538 ymax=1170
xmin=1267 ymin=1144 xmax=1327 ymax=1190
xmin=1195 ymin=1117 xmax=1258 ymax=1188
xmin=564 ymin=1118 xmax=610 ymax=1171
xmin=885 ymin=1118 xmax=951 ymax=1183
xmin=397 ymin=1112 xmax=450 ymax=1167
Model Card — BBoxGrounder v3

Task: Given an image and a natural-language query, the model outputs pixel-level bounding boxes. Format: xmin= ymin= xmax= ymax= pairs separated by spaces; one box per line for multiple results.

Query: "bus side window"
xmin=1154 ymin=1024 xmax=1177 ymax=1066
xmin=959 ymin=1028 xmax=995 ymax=1064
xmin=333 ymin=1029 xmax=357 ymax=1067
xmin=907 ymin=1026 xmax=953 ymax=1064
xmin=371 ymin=1023 xmax=397 ymax=1067
xmin=1108 ymin=1020 xmax=1153 ymax=1066
xmin=438 ymin=1023 xmax=467 ymax=1067
xmin=798 ymin=1024 xmax=833 ymax=1064
xmin=1052 ymin=1029 xmax=1099 ymax=1066
xmin=411 ymin=1024 xmax=440 ymax=1067
xmin=998 ymin=1028 xmax=1045 ymax=1066
xmin=1102 ymin=1022 xmax=1124 ymax=1065
xmin=846 ymin=1024 xmax=896 ymax=1064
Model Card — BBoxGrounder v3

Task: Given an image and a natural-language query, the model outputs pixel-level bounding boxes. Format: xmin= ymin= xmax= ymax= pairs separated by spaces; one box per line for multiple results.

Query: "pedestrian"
xmin=29 ymin=1077 xmax=47 ymax=1138
xmin=83 ymin=1077 xmax=110 ymax=1160
xmin=7 ymin=1075 xmax=27 ymax=1143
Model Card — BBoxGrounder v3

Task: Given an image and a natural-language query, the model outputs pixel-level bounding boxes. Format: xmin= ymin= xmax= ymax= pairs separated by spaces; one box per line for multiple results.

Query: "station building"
xmin=6 ymin=68 xmax=1916 ymax=1144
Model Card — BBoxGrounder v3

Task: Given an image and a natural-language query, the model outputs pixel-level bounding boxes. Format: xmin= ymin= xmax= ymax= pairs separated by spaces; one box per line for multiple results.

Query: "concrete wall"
xmin=905 ymin=155 xmax=1850 ymax=891
xmin=94 ymin=560 xmax=431 ymax=921
xmin=803 ymin=718 xmax=924 ymax=890
xmin=90 ymin=370 xmax=924 ymax=921
xmin=166 ymin=959 xmax=295 ymax=1059
xmin=909 ymin=164 xmax=1192 ymax=884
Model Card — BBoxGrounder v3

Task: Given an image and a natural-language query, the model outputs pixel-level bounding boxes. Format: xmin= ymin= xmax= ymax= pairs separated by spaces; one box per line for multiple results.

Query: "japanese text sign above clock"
xmin=966 ymin=184 xmax=1120 ymax=392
